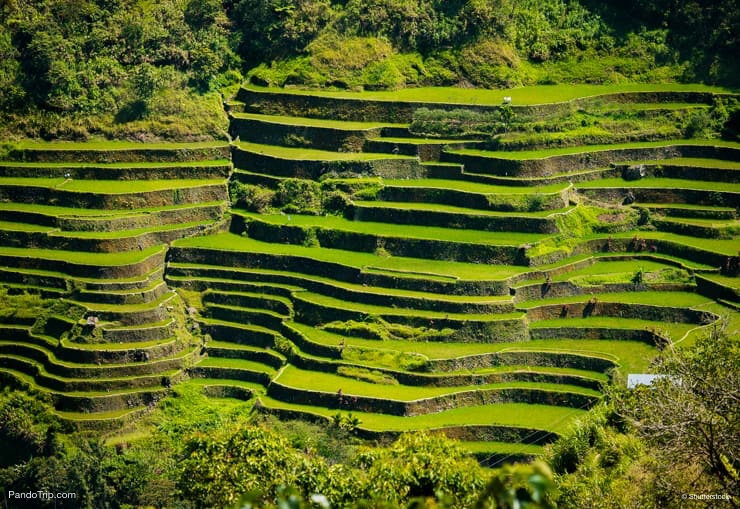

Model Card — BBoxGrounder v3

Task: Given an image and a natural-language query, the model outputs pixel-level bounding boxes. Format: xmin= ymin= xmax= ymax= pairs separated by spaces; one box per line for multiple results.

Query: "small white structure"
xmin=503 ymin=96 xmax=512 ymax=104
xmin=627 ymin=374 xmax=667 ymax=389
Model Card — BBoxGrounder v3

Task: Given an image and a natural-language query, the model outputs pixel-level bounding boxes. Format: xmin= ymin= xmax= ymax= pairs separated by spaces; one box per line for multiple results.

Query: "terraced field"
xmin=0 ymin=141 xmax=230 ymax=429
xmin=1 ymin=85 xmax=738 ymax=464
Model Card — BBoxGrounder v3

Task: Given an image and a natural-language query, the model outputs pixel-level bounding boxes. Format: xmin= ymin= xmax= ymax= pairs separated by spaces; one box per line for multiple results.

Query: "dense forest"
xmin=0 ymin=0 xmax=738 ymax=139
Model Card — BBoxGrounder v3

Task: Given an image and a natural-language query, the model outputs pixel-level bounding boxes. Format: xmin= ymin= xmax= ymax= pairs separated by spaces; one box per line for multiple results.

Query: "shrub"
xmin=322 ymin=190 xmax=352 ymax=214
xmin=276 ymin=178 xmax=322 ymax=215
xmin=229 ymin=181 xmax=275 ymax=212
xmin=336 ymin=366 xmax=398 ymax=385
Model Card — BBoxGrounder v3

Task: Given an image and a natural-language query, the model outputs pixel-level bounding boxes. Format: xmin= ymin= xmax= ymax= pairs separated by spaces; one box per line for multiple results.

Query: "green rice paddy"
xmin=237 ymin=211 xmax=551 ymax=245
xmin=1 ymin=83 xmax=738 ymax=457
xmin=235 ymin=141 xmax=414 ymax=161
xmin=448 ymin=139 xmax=740 ymax=160
xmin=244 ymin=83 xmax=735 ymax=106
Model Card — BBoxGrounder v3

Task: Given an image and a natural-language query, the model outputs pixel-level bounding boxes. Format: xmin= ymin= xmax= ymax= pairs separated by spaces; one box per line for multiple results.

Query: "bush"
xmin=229 ymin=181 xmax=275 ymax=212
xmin=276 ymin=178 xmax=322 ymax=215
xmin=322 ymin=190 xmax=352 ymax=214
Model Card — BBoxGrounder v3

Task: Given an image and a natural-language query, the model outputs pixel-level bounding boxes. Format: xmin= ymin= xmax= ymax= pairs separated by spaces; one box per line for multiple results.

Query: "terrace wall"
xmin=0 ymin=163 xmax=231 ymax=180
xmin=7 ymin=146 xmax=231 ymax=164
xmin=232 ymin=147 xmax=426 ymax=179
xmin=230 ymin=117 xmax=383 ymax=152
xmin=237 ymin=88 xmax=725 ymax=123
xmin=442 ymin=145 xmax=740 ymax=178
xmin=0 ymin=183 xmax=228 ymax=209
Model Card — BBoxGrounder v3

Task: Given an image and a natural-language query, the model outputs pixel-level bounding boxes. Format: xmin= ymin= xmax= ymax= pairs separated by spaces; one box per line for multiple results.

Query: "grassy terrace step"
xmin=0 ymin=265 xmax=163 ymax=294
xmin=272 ymin=365 xmax=600 ymax=403
xmin=381 ymin=178 xmax=569 ymax=194
xmin=363 ymin=138 xmax=485 ymax=161
xmin=196 ymin=356 xmax=277 ymax=374
xmin=0 ymin=245 xmax=165 ymax=277
xmin=576 ymin=177 xmax=740 ymax=193
xmin=205 ymin=303 xmax=287 ymax=331
xmin=242 ymin=83 xmax=734 ymax=106
xmin=447 ymin=139 xmax=740 ymax=160
xmin=0 ymin=176 xmax=227 ymax=192
xmin=206 ymin=340 xmax=286 ymax=368
xmin=0 ymin=367 xmax=169 ymax=413
xmin=0 ymin=201 xmax=224 ymax=218
xmin=442 ymin=140 xmax=740 ymax=179
xmin=258 ymin=396 xmax=585 ymax=441
xmin=55 ymin=407 xmax=147 ymax=422
xmin=75 ymin=279 xmax=168 ymax=305
xmin=272 ymin=333 xmax=608 ymax=389
xmin=167 ymin=263 xmax=514 ymax=306
xmin=229 ymin=114 xmax=406 ymax=153
xmin=594 ymin=231 xmax=739 ymax=257
xmin=459 ymin=167 xmax=618 ymax=187
xmin=371 ymin=176 xmax=575 ymax=202
xmin=234 ymin=141 xmax=414 ymax=161
xmin=517 ymin=291 xmax=712 ymax=309
xmin=0 ymin=337 xmax=196 ymax=372
xmin=237 ymin=211 xmax=550 ymax=246
xmin=525 ymin=258 xmax=696 ymax=286
xmin=651 ymin=216 xmax=740 ymax=239
xmin=0 ymin=353 xmax=181 ymax=392
xmin=230 ymin=112 xmax=404 ymax=130
xmin=637 ymin=203 xmax=737 ymax=219
xmin=293 ymin=291 xmax=523 ymax=321
xmin=197 ymin=318 xmax=284 ymax=347
xmin=349 ymin=201 xmax=569 ymax=232
xmin=0 ymin=177 xmax=228 ymax=210
xmin=203 ymin=289 xmax=294 ymax=316
xmin=0 ymin=221 xmax=216 ymax=254
xmin=354 ymin=201 xmax=571 ymax=218
xmin=464 ymin=441 xmax=543 ymax=466
xmin=6 ymin=140 xmax=230 ymax=162
xmin=628 ymin=157 xmax=740 ymax=169
xmin=0 ymin=160 xmax=231 ymax=180
xmin=529 ymin=317 xmax=698 ymax=341
xmin=288 ymin=322 xmax=655 ymax=374
xmin=173 ymin=233 xmax=527 ymax=282
xmin=215 ymin=220 xmax=546 ymax=272
xmin=0 ymin=202 xmax=225 ymax=230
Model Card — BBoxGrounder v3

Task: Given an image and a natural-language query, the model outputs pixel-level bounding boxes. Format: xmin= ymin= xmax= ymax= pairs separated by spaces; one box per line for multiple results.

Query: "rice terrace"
xmin=0 ymin=1 xmax=738 ymax=508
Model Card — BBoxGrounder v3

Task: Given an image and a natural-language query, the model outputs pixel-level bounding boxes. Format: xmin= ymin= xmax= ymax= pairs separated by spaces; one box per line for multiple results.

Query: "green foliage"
xmin=336 ymin=366 xmax=399 ymax=385
xmin=0 ymin=389 xmax=59 ymax=468
xmin=355 ymin=432 xmax=486 ymax=508
xmin=0 ymin=288 xmax=46 ymax=323
xmin=230 ymin=181 xmax=276 ymax=212
xmin=331 ymin=412 xmax=362 ymax=432
xmin=277 ymin=178 xmax=323 ymax=215
xmin=274 ymin=335 xmax=300 ymax=358
xmin=616 ymin=321 xmax=740 ymax=503
xmin=475 ymin=460 xmax=557 ymax=509
xmin=178 ymin=425 xmax=328 ymax=508
xmin=543 ymin=402 xmax=649 ymax=508
xmin=342 ymin=346 xmax=428 ymax=372
xmin=257 ymin=416 xmax=359 ymax=465
xmin=410 ymin=108 xmax=512 ymax=138
xmin=321 ymin=189 xmax=352 ymax=215
xmin=321 ymin=316 xmax=453 ymax=343
xmin=0 ymin=0 xmax=234 ymax=140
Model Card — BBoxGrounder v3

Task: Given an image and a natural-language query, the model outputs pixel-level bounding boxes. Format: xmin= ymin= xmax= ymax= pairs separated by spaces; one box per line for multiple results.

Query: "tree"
xmin=617 ymin=321 xmax=740 ymax=505
xmin=356 ymin=432 xmax=486 ymax=508
xmin=177 ymin=426 xmax=330 ymax=508
xmin=475 ymin=461 xmax=557 ymax=509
